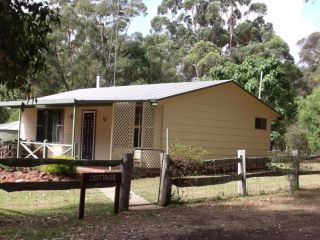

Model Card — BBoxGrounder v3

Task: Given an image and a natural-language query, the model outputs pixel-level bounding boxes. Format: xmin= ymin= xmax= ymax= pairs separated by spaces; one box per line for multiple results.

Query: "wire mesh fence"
xmin=0 ymin=188 xmax=114 ymax=217
xmin=130 ymin=149 xmax=164 ymax=206
xmin=170 ymin=156 xmax=320 ymax=203
xmin=1 ymin=155 xmax=320 ymax=218
xmin=0 ymin=158 xmax=123 ymax=219
xmin=300 ymin=158 xmax=320 ymax=189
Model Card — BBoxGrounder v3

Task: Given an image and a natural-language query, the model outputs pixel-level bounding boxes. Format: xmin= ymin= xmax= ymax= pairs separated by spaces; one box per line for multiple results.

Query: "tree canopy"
xmin=0 ymin=0 xmax=314 ymax=149
xmin=298 ymin=88 xmax=320 ymax=152
xmin=0 ymin=0 xmax=59 ymax=92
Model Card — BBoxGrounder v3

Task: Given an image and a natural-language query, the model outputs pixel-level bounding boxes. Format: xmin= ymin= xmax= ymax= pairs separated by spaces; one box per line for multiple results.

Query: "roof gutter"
xmin=0 ymin=99 xmax=77 ymax=108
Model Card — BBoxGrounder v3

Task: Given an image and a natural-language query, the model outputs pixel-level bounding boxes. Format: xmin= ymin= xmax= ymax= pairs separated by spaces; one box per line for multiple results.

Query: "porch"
xmin=8 ymin=101 xmax=163 ymax=163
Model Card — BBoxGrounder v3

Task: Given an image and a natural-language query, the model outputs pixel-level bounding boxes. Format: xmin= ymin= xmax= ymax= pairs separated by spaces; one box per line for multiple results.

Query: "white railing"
xmin=20 ymin=140 xmax=74 ymax=159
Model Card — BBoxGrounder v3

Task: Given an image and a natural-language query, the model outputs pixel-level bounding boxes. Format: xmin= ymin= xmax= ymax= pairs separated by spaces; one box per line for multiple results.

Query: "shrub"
xmin=269 ymin=150 xmax=301 ymax=194
xmin=40 ymin=155 xmax=76 ymax=175
xmin=284 ymin=124 xmax=309 ymax=154
xmin=169 ymin=142 xmax=208 ymax=201
xmin=170 ymin=141 xmax=208 ymax=178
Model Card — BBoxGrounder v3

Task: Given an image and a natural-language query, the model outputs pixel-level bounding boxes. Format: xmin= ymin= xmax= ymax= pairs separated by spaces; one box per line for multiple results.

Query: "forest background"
xmin=1 ymin=0 xmax=320 ymax=151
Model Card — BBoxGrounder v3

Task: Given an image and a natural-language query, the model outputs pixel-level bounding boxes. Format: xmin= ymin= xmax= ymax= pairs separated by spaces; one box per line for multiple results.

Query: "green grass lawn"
xmin=171 ymin=174 xmax=320 ymax=202
xmin=0 ymin=188 xmax=113 ymax=217
xmin=131 ymin=171 xmax=320 ymax=204
xmin=131 ymin=177 xmax=161 ymax=203
xmin=0 ymin=188 xmax=115 ymax=239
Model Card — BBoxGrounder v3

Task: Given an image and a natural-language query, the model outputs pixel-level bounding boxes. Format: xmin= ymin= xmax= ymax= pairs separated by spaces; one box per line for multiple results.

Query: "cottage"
xmin=0 ymin=80 xmax=281 ymax=161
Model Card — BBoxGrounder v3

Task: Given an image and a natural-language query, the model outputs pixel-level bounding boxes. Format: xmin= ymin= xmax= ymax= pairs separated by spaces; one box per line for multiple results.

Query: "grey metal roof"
xmin=0 ymin=80 xmax=231 ymax=107
xmin=0 ymin=121 xmax=19 ymax=131
xmin=0 ymin=80 xmax=282 ymax=118
xmin=40 ymin=80 xmax=231 ymax=101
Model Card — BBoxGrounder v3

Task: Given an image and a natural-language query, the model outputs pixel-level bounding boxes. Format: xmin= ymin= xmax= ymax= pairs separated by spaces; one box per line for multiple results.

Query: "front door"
xmin=81 ymin=111 xmax=96 ymax=160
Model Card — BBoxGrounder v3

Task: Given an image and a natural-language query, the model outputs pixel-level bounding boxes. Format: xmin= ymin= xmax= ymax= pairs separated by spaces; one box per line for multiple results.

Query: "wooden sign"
xmin=79 ymin=172 xmax=121 ymax=219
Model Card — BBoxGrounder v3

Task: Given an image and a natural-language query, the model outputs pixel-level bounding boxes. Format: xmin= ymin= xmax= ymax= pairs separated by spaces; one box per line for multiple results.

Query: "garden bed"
xmin=0 ymin=167 xmax=76 ymax=183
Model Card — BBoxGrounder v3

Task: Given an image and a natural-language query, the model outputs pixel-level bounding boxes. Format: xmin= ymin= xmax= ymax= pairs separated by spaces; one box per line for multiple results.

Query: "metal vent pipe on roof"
xmin=96 ymin=75 xmax=100 ymax=88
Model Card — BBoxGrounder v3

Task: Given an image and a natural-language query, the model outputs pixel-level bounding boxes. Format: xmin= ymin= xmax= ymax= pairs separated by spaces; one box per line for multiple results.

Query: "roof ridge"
xmin=76 ymin=79 xmax=231 ymax=90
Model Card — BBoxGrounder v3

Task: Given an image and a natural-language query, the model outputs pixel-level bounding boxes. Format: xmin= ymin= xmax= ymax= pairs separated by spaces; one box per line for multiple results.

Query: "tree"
xmin=298 ymin=32 xmax=320 ymax=92
xmin=33 ymin=0 xmax=100 ymax=95
xmin=0 ymin=108 xmax=10 ymax=124
xmin=115 ymin=34 xmax=149 ymax=85
xmin=182 ymin=40 xmax=223 ymax=79
xmin=30 ymin=0 xmax=148 ymax=95
xmin=298 ymin=87 xmax=320 ymax=152
xmin=87 ymin=0 xmax=147 ymax=86
xmin=150 ymin=0 xmax=272 ymax=81
xmin=298 ymin=32 xmax=320 ymax=69
xmin=139 ymin=33 xmax=184 ymax=84
xmin=0 ymin=0 xmax=59 ymax=90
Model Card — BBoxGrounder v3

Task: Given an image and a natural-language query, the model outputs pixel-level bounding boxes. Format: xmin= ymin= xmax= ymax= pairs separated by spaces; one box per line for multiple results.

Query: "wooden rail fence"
xmin=0 ymin=154 xmax=135 ymax=216
xmin=166 ymin=150 xmax=320 ymax=201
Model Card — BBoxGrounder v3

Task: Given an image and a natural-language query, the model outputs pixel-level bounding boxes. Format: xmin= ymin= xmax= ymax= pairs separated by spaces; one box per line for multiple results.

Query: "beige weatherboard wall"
xmin=160 ymin=82 xmax=280 ymax=158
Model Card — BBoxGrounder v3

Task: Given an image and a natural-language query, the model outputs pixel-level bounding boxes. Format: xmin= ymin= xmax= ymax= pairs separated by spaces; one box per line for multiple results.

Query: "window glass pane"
xmin=134 ymin=105 xmax=142 ymax=148
xmin=255 ymin=118 xmax=267 ymax=130
xmin=36 ymin=126 xmax=44 ymax=142
xmin=37 ymin=110 xmax=45 ymax=125
xmin=36 ymin=109 xmax=64 ymax=143
xmin=134 ymin=128 xmax=142 ymax=148
xmin=47 ymin=110 xmax=54 ymax=142
xmin=36 ymin=110 xmax=45 ymax=141
xmin=56 ymin=110 xmax=64 ymax=142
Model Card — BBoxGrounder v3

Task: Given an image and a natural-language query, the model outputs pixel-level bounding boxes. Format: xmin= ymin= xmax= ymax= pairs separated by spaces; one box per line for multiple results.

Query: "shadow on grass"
xmin=0 ymin=202 xmax=115 ymax=218
xmin=2 ymin=188 xmax=320 ymax=240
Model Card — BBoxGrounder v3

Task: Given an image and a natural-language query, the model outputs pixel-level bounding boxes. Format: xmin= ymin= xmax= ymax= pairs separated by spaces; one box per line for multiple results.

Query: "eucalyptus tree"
xmin=115 ymin=33 xmax=149 ymax=85
xmin=142 ymin=33 xmax=183 ymax=83
xmin=86 ymin=0 xmax=147 ymax=86
xmin=32 ymin=0 xmax=147 ymax=95
xmin=298 ymin=32 xmax=320 ymax=92
xmin=151 ymin=0 xmax=271 ymax=80
xmin=182 ymin=40 xmax=224 ymax=79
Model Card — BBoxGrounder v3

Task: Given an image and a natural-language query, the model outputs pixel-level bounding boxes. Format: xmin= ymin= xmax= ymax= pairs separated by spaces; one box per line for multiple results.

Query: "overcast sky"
xmin=128 ymin=0 xmax=320 ymax=62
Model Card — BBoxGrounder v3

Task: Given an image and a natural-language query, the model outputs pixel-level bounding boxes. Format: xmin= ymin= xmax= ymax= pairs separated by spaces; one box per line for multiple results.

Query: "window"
xmin=255 ymin=117 xmax=267 ymax=130
xmin=134 ymin=105 xmax=143 ymax=148
xmin=36 ymin=109 xmax=64 ymax=142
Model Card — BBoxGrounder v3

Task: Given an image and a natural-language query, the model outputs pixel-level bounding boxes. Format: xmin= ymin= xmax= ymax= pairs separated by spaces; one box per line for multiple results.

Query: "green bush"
xmin=284 ymin=124 xmax=309 ymax=154
xmin=298 ymin=88 xmax=320 ymax=153
xmin=170 ymin=141 xmax=208 ymax=177
xmin=40 ymin=155 xmax=76 ymax=175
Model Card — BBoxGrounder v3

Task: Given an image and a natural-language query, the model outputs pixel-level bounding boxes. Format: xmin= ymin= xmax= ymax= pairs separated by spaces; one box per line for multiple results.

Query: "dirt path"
xmin=1 ymin=188 xmax=320 ymax=240
xmin=99 ymin=187 xmax=152 ymax=206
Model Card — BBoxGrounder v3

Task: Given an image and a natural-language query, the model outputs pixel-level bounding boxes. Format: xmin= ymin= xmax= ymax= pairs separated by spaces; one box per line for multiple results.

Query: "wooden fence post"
xmin=237 ymin=150 xmax=247 ymax=195
xmin=119 ymin=153 xmax=133 ymax=211
xmin=159 ymin=153 xmax=171 ymax=206
xmin=289 ymin=150 xmax=300 ymax=193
